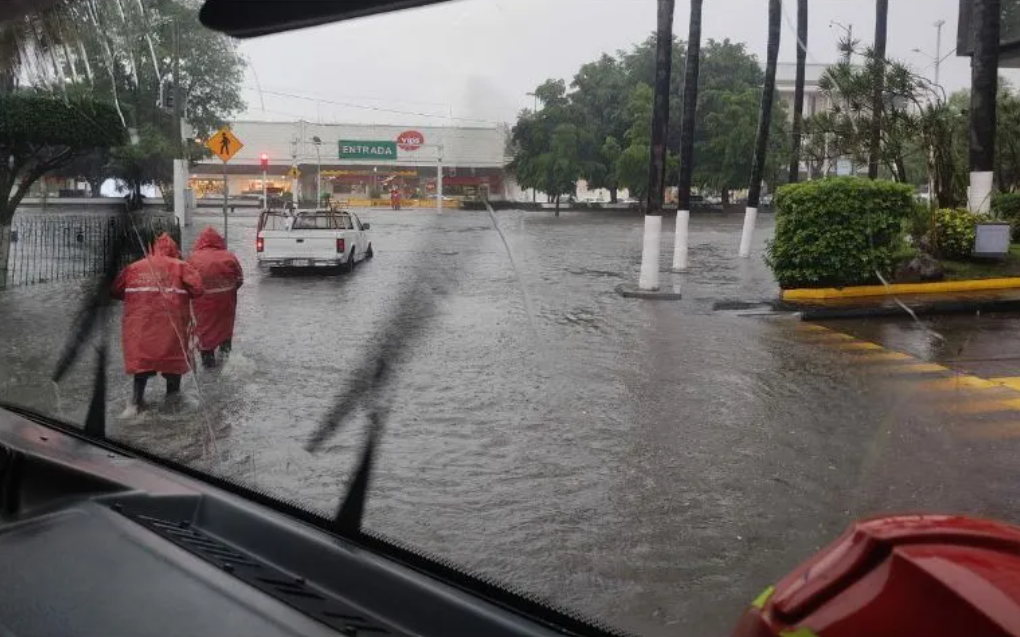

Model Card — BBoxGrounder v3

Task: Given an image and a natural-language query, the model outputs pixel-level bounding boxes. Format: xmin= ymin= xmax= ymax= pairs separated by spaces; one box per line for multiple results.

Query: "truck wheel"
xmin=346 ymin=249 xmax=356 ymax=272
xmin=366 ymin=244 xmax=374 ymax=259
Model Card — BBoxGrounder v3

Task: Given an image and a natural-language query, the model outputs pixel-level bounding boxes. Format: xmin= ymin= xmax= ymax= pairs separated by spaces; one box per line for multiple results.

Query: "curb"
xmin=615 ymin=283 xmax=683 ymax=300
xmin=782 ymin=277 xmax=1020 ymax=301
xmin=796 ymin=297 xmax=1020 ymax=321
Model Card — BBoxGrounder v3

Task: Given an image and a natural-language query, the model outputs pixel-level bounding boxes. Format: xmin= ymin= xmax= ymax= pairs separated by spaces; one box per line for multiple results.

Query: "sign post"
xmin=437 ymin=144 xmax=444 ymax=214
xmin=206 ymin=126 xmax=244 ymax=243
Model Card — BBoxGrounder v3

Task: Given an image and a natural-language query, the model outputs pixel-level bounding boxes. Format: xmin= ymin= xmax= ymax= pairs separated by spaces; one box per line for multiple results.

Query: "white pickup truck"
xmin=256 ymin=209 xmax=373 ymax=272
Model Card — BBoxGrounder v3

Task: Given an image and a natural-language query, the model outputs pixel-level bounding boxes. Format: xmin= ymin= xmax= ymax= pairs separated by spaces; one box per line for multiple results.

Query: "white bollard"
xmin=672 ymin=209 xmax=690 ymax=271
xmin=969 ymin=171 xmax=993 ymax=214
xmin=738 ymin=206 xmax=758 ymax=258
xmin=638 ymin=214 xmax=662 ymax=290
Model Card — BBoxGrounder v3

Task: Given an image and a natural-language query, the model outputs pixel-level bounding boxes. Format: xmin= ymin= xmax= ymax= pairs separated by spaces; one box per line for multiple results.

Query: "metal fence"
xmin=3 ymin=215 xmax=181 ymax=289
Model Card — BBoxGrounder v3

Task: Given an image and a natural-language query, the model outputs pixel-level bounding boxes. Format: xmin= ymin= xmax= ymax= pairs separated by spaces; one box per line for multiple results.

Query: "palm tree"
xmin=739 ymin=0 xmax=781 ymax=258
xmin=789 ymin=0 xmax=807 ymax=183
xmin=867 ymin=0 xmax=888 ymax=179
xmin=970 ymin=0 xmax=1002 ymax=213
xmin=671 ymin=0 xmax=703 ymax=272
xmin=638 ymin=0 xmax=675 ymax=291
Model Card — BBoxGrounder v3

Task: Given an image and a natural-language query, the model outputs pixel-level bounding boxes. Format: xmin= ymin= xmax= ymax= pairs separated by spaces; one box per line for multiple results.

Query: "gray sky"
xmin=236 ymin=0 xmax=1019 ymax=127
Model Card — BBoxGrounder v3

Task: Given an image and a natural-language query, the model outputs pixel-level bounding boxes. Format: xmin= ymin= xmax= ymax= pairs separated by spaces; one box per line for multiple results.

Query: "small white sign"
xmin=836 ymin=159 xmax=852 ymax=176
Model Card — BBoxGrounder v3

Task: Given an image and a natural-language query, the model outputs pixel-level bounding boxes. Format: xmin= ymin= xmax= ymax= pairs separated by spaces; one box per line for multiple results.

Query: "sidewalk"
xmin=784 ymin=289 xmax=1020 ymax=320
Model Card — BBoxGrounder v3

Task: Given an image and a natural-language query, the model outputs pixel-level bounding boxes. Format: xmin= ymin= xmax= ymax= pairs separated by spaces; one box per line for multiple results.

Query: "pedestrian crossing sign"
xmin=288 ymin=166 xmax=301 ymax=179
xmin=207 ymin=126 xmax=244 ymax=162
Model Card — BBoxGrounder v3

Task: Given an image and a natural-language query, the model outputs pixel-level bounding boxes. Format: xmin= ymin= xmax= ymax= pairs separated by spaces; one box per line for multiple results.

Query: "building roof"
xmin=774 ymin=62 xmax=833 ymax=86
xmin=198 ymin=121 xmax=510 ymax=168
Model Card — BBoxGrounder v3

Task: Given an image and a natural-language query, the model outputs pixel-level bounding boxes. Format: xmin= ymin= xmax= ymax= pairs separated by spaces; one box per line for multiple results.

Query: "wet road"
xmin=4 ymin=209 xmax=1020 ymax=636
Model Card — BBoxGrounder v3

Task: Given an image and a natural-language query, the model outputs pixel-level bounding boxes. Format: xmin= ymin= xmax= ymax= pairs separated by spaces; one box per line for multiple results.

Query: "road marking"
xmin=840 ymin=351 xmax=914 ymax=363
xmin=912 ymin=376 xmax=1001 ymax=391
xmin=797 ymin=322 xmax=1020 ymax=438
xmin=831 ymin=341 xmax=885 ymax=351
xmin=943 ymin=398 xmax=1020 ymax=415
xmin=881 ymin=363 xmax=952 ymax=374
xmin=992 ymin=377 xmax=1020 ymax=392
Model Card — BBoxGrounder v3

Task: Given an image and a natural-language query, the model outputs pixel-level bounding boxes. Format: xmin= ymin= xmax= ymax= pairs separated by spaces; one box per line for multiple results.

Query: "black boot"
xmin=132 ymin=373 xmax=153 ymax=411
xmin=201 ymin=350 xmax=217 ymax=369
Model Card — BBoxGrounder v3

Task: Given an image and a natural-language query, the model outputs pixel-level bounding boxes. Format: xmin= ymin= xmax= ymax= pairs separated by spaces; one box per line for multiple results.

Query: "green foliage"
xmin=931 ymin=208 xmax=988 ymax=259
xmin=0 ymin=93 xmax=125 ymax=223
xmin=906 ymin=200 xmax=934 ymax=245
xmin=512 ymin=35 xmax=785 ymax=204
xmin=993 ymin=192 xmax=1020 ymax=241
xmin=765 ymin=177 xmax=914 ymax=288
xmin=0 ymin=93 xmax=124 ymax=148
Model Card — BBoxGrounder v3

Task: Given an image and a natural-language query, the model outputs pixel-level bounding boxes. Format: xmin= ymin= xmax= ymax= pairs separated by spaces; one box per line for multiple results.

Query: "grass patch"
xmin=941 ymin=244 xmax=1020 ymax=280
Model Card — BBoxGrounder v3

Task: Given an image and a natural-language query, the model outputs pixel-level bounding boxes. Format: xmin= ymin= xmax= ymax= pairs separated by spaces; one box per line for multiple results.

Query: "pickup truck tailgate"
xmin=260 ymin=230 xmax=337 ymax=259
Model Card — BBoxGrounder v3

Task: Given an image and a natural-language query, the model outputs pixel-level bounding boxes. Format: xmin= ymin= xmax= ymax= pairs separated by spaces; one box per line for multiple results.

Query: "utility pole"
xmin=437 ymin=144 xmax=444 ymax=214
xmin=172 ymin=20 xmax=187 ymax=228
xmin=934 ymin=19 xmax=945 ymax=87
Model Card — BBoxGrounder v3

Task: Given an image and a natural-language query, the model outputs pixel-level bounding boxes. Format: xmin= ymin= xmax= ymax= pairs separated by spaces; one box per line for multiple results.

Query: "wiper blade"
xmin=52 ymin=209 xmax=132 ymax=438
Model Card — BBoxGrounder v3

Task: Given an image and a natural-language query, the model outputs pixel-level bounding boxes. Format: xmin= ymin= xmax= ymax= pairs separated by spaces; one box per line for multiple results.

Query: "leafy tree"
xmin=570 ymin=55 xmax=629 ymax=200
xmin=508 ymin=86 xmax=597 ymax=215
xmin=0 ymin=93 xmax=125 ymax=287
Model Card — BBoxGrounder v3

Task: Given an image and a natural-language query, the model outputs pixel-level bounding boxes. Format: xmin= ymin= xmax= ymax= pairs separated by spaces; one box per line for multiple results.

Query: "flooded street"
xmin=4 ymin=209 xmax=1020 ymax=636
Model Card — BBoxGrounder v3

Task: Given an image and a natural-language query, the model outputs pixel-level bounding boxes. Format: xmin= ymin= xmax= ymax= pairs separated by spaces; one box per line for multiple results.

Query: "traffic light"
xmin=260 ymin=153 xmax=269 ymax=171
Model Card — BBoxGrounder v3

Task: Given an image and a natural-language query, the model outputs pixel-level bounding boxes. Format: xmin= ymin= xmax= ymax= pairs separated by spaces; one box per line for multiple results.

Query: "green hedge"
xmin=931 ymin=208 xmax=989 ymax=259
xmin=992 ymin=192 xmax=1020 ymax=241
xmin=765 ymin=177 xmax=914 ymax=289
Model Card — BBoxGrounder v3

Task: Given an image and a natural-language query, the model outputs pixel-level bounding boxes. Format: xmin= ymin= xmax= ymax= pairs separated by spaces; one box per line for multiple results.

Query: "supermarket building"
xmin=190 ymin=121 xmax=513 ymax=204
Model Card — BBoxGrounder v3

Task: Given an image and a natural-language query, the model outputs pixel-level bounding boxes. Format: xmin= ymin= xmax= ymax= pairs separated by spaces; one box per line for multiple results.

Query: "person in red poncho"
xmin=187 ymin=226 xmax=243 ymax=369
xmin=112 ymin=233 xmax=204 ymax=412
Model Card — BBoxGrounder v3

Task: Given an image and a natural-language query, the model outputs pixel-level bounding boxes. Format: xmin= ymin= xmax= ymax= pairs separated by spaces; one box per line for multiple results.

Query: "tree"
xmin=789 ymin=0 xmax=808 ymax=183
xmin=638 ymin=0 xmax=676 ymax=291
xmin=739 ymin=0 xmax=781 ymax=258
xmin=0 ymin=93 xmax=125 ymax=287
xmin=806 ymin=53 xmax=927 ymax=183
xmin=54 ymin=0 xmax=244 ymax=208
xmin=868 ymin=0 xmax=889 ymax=179
xmin=696 ymin=88 xmax=788 ymax=202
xmin=970 ymin=0 xmax=1002 ymax=213
xmin=508 ymin=83 xmax=597 ymax=215
xmin=672 ymin=0 xmax=703 ymax=272
xmin=570 ymin=55 xmax=629 ymax=201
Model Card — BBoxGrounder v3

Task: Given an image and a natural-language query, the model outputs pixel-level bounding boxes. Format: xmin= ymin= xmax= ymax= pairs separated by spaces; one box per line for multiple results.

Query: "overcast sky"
xmin=235 ymin=0 xmax=1020 ymax=127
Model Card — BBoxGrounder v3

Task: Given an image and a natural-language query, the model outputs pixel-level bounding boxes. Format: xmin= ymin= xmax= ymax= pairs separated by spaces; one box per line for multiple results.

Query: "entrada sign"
xmin=338 ymin=140 xmax=397 ymax=161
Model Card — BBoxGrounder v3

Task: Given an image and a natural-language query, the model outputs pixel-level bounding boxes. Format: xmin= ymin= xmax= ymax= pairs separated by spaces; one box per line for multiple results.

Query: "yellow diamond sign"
xmin=207 ymin=126 xmax=243 ymax=162
xmin=287 ymin=166 xmax=301 ymax=179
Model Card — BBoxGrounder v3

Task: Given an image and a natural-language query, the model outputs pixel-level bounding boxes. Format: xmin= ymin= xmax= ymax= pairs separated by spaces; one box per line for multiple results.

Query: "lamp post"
xmin=912 ymin=21 xmax=955 ymax=89
xmin=312 ymin=135 xmax=322 ymax=207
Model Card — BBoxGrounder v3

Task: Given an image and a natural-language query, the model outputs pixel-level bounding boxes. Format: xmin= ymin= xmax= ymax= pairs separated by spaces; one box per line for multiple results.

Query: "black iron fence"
xmin=2 ymin=215 xmax=181 ymax=289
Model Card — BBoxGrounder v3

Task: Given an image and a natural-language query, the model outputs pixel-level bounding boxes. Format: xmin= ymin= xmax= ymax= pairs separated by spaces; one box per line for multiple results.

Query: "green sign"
xmin=338 ymin=140 xmax=397 ymax=161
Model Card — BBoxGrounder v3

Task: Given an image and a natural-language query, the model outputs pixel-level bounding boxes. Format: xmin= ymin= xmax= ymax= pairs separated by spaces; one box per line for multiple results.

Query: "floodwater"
xmin=3 ymin=208 xmax=1020 ymax=636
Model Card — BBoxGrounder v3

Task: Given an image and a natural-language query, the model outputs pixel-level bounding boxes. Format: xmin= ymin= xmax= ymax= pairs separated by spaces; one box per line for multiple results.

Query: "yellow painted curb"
xmin=782 ymin=278 xmax=1020 ymax=300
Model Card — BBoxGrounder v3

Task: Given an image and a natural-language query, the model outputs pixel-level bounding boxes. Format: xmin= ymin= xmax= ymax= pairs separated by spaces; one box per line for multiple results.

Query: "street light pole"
xmin=830 ymin=21 xmax=853 ymax=63
xmin=312 ymin=135 xmax=322 ymax=207
xmin=934 ymin=19 xmax=945 ymax=88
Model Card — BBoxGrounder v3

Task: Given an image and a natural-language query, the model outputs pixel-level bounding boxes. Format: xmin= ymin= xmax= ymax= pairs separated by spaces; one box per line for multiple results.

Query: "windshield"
xmin=1 ymin=0 xmax=1018 ymax=635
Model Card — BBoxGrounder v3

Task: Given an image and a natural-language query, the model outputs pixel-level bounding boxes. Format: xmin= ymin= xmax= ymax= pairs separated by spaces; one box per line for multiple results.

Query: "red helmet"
xmin=733 ymin=514 xmax=1020 ymax=637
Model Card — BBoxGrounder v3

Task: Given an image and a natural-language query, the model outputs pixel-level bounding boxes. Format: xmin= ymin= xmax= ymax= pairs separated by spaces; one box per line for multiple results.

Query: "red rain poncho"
xmin=112 ymin=233 xmax=204 ymax=375
xmin=187 ymin=226 xmax=243 ymax=351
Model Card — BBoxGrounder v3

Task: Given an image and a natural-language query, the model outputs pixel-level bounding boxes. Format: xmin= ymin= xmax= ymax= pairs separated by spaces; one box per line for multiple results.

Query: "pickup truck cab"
xmin=256 ymin=208 xmax=373 ymax=272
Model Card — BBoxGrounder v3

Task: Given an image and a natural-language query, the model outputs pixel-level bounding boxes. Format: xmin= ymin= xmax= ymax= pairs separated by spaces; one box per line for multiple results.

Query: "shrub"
xmin=931 ymin=207 xmax=989 ymax=259
xmin=765 ymin=177 xmax=914 ymax=289
xmin=992 ymin=192 xmax=1020 ymax=241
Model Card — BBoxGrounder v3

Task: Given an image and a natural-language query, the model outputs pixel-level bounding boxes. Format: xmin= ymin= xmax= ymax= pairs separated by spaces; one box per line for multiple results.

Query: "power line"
xmin=242 ymin=86 xmax=505 ymax=126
